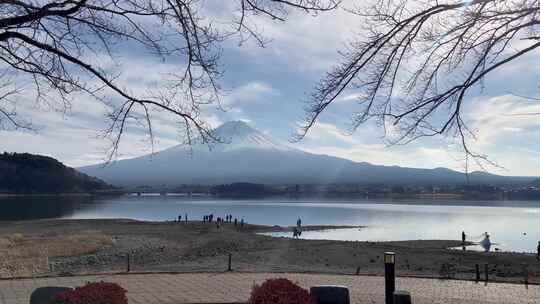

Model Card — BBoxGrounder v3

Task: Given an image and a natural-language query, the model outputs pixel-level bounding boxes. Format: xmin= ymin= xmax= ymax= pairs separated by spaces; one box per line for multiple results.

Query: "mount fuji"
xmin=78 ymin=121 xmax=530 ymax=187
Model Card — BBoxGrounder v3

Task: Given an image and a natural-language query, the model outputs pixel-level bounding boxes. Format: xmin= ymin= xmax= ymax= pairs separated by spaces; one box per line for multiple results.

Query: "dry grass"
xmin=0 ymin=230 xmax=113 ymax=277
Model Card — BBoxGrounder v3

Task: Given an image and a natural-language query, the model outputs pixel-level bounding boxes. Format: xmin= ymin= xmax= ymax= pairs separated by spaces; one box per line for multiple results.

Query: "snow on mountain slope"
xmin=163 ymin=121 xmax=293 ymax=154
xmin=209 ymin=121 xmax=292 ymax=151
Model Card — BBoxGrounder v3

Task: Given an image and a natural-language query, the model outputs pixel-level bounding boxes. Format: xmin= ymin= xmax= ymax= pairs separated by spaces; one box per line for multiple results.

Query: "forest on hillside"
xmin=0 ymin=152 xmax=113 ymax=194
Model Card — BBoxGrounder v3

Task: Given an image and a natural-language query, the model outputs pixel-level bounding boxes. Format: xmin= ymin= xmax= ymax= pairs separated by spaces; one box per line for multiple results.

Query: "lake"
xmin=1 ymin=195 xmax=539 ymax=253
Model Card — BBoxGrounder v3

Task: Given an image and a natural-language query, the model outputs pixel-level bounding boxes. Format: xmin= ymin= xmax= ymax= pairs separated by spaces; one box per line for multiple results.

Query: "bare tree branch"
xmin=299 ymin=0 xmax=540 ymax=168
xmin=0 ymin=0 xmax=339 ymax=160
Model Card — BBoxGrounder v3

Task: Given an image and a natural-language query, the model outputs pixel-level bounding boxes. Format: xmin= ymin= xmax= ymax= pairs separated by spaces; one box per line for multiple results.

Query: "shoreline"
xmin=0 ymin=218 xmax=537 ymax=283
xmin=2 ymin=192 xmax=540 ymax=201
xmin=251 ymin=225 xmax=366 ymax=233
xmin=0 ymin=192 xmax=124 ymax=197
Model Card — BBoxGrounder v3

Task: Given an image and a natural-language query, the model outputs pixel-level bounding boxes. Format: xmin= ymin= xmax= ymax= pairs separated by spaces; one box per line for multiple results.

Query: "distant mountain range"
xmin=78 ymin=121 xmax=536 ymax=187
xmin=0 ymin=152 xmax=112 ymax=194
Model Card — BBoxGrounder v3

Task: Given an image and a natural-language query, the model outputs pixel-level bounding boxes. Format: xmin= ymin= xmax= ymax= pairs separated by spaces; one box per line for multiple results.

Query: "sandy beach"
xmin=0 ymin=219 xmax=537 ymax=283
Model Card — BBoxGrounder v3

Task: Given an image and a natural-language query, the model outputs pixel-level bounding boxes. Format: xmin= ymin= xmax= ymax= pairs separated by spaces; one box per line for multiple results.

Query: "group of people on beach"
xmin=177 ymin=213 xmax=188 ymax=222
xmin=461 ymin=230 xmax=492 ymax=252
xmin=202 ymin=213 xmax=244 ymax=229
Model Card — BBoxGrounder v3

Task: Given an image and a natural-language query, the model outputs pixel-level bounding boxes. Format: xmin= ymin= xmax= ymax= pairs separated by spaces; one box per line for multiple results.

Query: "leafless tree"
xmin=299 ymin=0 xmax=540 ymax=168
xmin=0 ymin=74 xmax=27 ymax=130
xmin=0 ymin=0 xmax=338 ymax=159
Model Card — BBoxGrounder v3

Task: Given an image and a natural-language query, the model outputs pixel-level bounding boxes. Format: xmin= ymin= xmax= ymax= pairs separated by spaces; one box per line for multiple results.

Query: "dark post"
xmin=310 ymin=286 xmax=350 ymax=304
xmin=522 ymin=263 xmax=529 ymax=287
xmin=48 ymin=258 xmax=52 ymax=273
xmin=356 ymin=266 xmax=360 ymax=275
xmin=228 ymin=253 xmax=232 ymax=271
xmin=127 ymin=253 xmax=131 ymax=272
xmin=475 ymin=264 xmax=480 ymax=282
xmin=484 ymin=263 xmax=488 ymax=283
xmin=393 ymin=290 xmax=412 ymax=304
xmin=385 ymin=252 xmax=396 ymax=304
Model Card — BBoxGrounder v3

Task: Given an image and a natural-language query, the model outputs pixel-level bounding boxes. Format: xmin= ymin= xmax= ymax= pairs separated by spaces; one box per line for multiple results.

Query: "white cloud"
xmin=335 ymin=92 xmax=366 ymax=103
xmin=0 ymin=123 xmax=179 ymax=167
xmin=222 ymin=81 xmax=277 ymax=107
xmin=302 ymin=122 xmax=357 ymax=145
xmin=224 ymin=2 xmax=362 ymax=71
xmin=466 ymin=95 xmax=540 ymax=147
xmin=295 ymin=121 xmax=466 ymax=171
xmin=300 ymin=142 xmax=467 ymax=171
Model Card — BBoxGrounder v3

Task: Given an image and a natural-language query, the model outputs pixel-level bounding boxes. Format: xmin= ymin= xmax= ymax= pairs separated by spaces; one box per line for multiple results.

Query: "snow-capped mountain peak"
xmin=213 ymin=120 xmax=258 ymax=142
xmin=212 ymin=121 xmax=291 ymax=151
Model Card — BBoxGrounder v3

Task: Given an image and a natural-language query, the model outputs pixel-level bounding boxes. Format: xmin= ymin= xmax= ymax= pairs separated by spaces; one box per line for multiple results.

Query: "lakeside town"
xmin=130 ymin=182 xmax=540 ymax=200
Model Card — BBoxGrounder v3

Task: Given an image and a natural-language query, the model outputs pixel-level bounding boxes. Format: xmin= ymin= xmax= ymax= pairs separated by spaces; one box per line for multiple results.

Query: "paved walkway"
xmin=0 ymin=273 xmax=538 ymax=304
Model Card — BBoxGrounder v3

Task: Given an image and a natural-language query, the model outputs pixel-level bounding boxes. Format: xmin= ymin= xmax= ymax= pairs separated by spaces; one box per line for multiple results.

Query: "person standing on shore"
xmin=537 ymin=241 xmax=540 ymax=260
xmin=234 ymin=218 xmax=238 ymax=227
xmin=240 ymin=218 xmax=244 ymax=228
xmin=293 ymin=227 xmax=299 ymax=239
xmin=462 ymin=231 xmax=466 ymax=244
xmin=185 ymin=213 xmax=188 ymax=223
xmin=178 ymin=214 xmax=181 ymax=222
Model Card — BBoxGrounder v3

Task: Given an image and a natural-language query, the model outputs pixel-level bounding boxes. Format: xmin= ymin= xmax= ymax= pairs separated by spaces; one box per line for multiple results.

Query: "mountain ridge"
xmin=78 ymin=121 xmax=535 ymax=187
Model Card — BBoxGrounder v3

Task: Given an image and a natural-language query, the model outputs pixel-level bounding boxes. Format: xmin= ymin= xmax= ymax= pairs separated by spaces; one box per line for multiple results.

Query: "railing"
xmin=0 ymin=250 xmax=535 ymax=287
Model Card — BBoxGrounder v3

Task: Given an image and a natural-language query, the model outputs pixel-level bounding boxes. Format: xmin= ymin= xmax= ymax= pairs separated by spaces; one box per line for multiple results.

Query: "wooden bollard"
xmin=475 ymin=264 xmax=480 ymax=282
xmin=47 ymin=256 xmax=52 ymax=273
xmin=484 ymin=264 xmax=488 ymax=283
xmin=228 ymin=253 xmax=232 ymax=271
xmin=127 ymin=253 xmax=131 ymax=272
xmin=394 ymin=290 xmax=412 ymax=304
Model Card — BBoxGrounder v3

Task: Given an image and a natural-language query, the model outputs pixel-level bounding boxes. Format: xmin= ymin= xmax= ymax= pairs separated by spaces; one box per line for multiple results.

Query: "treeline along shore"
xmin=127 ymin=182 xmax=540 ymax=200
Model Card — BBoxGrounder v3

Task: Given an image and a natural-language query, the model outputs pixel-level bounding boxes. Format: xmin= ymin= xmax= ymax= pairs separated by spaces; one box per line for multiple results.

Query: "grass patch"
xmin=0 ymin=231 xmax=113 ymax=277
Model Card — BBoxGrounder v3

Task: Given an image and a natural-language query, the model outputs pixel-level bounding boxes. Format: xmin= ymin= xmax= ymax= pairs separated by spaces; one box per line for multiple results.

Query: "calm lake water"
xmin=1 ymin=195 xmax=539 ymax=253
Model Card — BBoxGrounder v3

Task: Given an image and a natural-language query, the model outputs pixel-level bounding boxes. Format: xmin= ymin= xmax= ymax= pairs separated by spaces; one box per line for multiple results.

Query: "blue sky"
xmin=1 ymin=2 xmax=540 ymax=176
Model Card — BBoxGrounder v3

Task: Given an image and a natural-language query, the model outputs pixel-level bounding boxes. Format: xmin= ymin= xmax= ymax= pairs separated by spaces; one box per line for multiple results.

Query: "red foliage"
xmin=249 ymin=278 xmax=314 ymax=304
xmin=54 ymin=282 xmax=128 ymax=304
